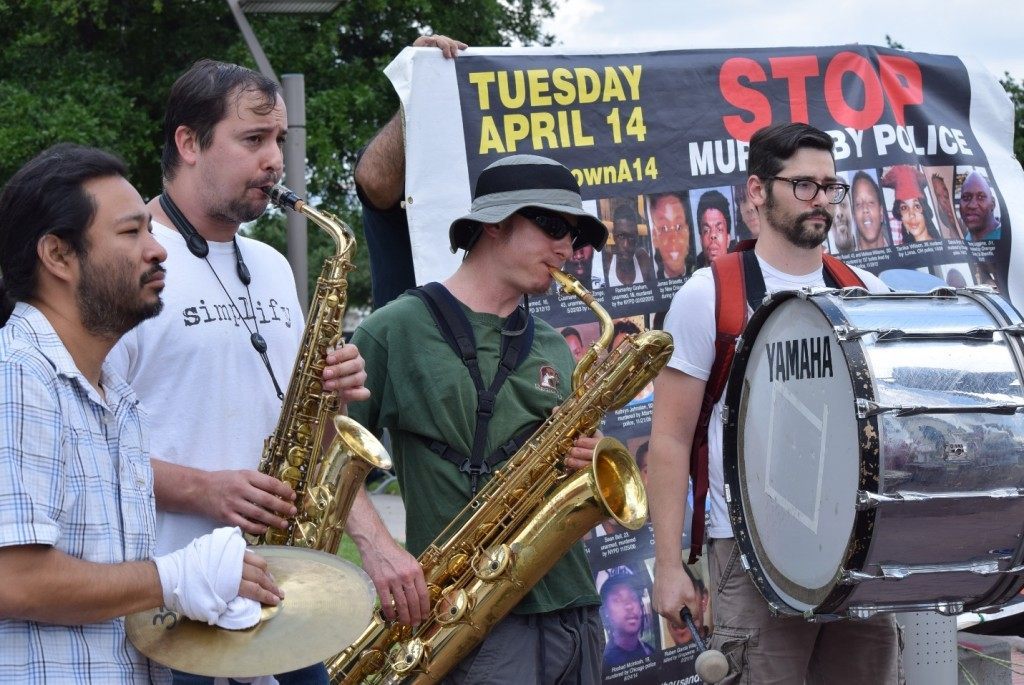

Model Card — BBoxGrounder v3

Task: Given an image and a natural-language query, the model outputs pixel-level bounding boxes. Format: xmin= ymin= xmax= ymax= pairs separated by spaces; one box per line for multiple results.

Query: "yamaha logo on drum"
xmin=764 ymin=336 xmax=834 ymax=382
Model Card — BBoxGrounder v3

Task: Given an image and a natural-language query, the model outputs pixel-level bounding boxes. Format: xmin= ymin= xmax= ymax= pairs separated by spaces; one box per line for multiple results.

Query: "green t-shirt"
xmin=349 ymin=292 xmax=600 ymax=614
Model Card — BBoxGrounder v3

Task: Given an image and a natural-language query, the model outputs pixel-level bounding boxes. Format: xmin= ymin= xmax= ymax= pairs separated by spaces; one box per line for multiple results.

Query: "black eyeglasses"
xmin=769 ymin=176 xmax=850 ymax=204
xmin=517 ymin=207 xmax=582 ymax=246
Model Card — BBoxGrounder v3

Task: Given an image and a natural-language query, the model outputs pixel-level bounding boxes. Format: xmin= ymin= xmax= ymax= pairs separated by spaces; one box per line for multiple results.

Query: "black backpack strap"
xmin=418 ymin=421 xmax=540 ymax=478
xmin=413 ymin=282 xmax=484 ymax=390
xmin=408 ymin=284 xmax=536 ymax=494
xmin=740 ymin=247 xmax=767 ymax=313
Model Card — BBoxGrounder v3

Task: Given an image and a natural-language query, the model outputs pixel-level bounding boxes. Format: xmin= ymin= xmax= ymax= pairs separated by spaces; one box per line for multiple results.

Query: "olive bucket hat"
xmin=448 ymin=155 xmax=608 ymax=253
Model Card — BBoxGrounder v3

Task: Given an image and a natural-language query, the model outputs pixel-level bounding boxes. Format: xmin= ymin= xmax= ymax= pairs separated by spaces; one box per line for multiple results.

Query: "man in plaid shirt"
xmin=0 ymin=144 xmax=282 ymax=683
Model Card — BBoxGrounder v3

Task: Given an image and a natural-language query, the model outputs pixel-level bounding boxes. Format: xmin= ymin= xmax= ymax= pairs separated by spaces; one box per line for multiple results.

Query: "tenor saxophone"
xmin=252 ymin=184 xmax=392 ymax=552
xmin=328 ymin=268 xmax=672 ymax=684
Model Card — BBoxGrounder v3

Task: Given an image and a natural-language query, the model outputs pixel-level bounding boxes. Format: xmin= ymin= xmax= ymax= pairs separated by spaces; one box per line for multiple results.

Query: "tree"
xmin=0 ymin=0 xmax=554 ymax=307
xmin=999 ymin=73 xmax=1024 ymax=162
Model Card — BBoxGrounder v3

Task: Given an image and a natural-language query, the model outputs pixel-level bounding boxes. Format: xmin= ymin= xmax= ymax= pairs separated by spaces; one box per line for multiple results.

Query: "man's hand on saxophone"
xmin=347 ymin=487 xmax=431 ymax=627
xmin=151 ymin=460 xmax=296 ymax=537
xmin=323 ymin=344 xmax=371 ymax=402
xmin=150 ymin=349 xmax=372 ymax=538
xmin=564 ymin=431 xmax=604 ymax=471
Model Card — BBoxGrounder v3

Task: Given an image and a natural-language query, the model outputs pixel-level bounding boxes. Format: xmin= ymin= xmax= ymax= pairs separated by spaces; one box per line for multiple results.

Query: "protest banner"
xmin=386 ymin=43 xmax=1024 ymax=682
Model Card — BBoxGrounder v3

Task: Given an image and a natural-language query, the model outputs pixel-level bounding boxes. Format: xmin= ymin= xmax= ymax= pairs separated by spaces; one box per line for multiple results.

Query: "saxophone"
xmin=252 ymin=184 xmax=392 ymax=552
xmin=328 ymin=268 xmax=673 ymax=684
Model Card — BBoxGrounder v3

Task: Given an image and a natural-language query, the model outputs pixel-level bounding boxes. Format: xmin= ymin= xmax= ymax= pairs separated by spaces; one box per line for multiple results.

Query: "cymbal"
xmin=127 ymin=546 xmax=375 ymax=678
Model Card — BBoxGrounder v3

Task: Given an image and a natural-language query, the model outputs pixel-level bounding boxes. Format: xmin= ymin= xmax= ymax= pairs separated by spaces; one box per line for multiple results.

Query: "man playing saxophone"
xmin=345 ymin=155 xmax=611 ymax=683
xmin=107 ymin=59 xmax=369 ymax=685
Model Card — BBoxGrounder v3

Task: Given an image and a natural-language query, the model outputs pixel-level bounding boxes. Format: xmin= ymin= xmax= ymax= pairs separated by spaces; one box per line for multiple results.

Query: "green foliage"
xmin=884 ymin=34 xmax=905 ymax=50
xmin=0 ymin=0 xmax=554 ymax=307
xmin=243 ymin=203 xmax=372 ymax=309
xmin=999 ymin=73 xmax=1024 ymax=162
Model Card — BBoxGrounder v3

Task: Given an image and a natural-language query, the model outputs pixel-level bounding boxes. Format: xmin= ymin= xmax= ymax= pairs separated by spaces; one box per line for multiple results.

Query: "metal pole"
xmin=282 ymin=73 xmax=308 ymax=309
xmin=225 ymin=0 xmax=278 ymax=83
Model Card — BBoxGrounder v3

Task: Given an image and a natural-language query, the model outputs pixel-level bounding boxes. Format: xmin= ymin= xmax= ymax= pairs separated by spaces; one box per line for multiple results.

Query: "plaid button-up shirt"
xmin=0 ymin=303 xmax=168 ymax=683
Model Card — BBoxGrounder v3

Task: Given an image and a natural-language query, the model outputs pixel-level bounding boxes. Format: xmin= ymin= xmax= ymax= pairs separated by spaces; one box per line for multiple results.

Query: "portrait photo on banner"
xmin=598 ymin=197 xmax=657 ymax=289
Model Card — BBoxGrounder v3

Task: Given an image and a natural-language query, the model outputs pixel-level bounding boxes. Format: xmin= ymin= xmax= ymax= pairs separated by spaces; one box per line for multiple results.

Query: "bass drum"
xmin=723 ymin=286 xmax=1024 ymax=619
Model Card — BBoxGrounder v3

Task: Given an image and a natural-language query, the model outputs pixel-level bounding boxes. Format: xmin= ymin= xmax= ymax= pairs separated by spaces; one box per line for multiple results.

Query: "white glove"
xmin=153 ymin=526 xmax=261 ymax=629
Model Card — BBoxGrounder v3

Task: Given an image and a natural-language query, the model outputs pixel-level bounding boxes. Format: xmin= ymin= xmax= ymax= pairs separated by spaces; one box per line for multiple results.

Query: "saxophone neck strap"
xmin=408 ymin=282 xmax=536 ymax=495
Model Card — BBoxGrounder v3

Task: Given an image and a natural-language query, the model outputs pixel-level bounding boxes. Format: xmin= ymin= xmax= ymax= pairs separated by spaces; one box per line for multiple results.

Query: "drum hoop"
xmin=723 ymin=288 xmax=880 ymax=617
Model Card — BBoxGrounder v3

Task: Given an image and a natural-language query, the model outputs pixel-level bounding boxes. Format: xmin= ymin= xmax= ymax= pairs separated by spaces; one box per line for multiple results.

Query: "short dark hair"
xmin=161 ymin=59 xmax=280 ymax=180
xmin=747 ymin=123 xmax=834 ymax=181
xmin=0 ymin=144 xmax=128 ymax=325
xmin=696 ymin=189 xmax=731 ymax=232
xmin=612 ymin=203 xmax=640 ymax=225
xmin=613 ymin=319 xmax=641 ymax=339
xmin=648 ymin=191 xmax=688 ymax=211
xmin=600 ymin=572 xmax=643 ymax=603
xmin=561 ymin=326 xmax=582 ymax=343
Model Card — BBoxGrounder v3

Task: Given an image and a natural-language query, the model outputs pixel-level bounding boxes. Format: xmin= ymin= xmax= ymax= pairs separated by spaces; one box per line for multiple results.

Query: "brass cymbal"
xmin=126 ymin=546 xmax=375 ymax=678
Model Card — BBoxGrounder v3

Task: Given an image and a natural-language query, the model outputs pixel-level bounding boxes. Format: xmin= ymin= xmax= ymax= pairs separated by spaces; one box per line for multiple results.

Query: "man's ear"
xmin=174 ymin=125 xmax=200 ymax=166
xmin=748 ymin=174 xmax=768 ymax=208
xmin=36 ymin=234 xmax=78 ymax=284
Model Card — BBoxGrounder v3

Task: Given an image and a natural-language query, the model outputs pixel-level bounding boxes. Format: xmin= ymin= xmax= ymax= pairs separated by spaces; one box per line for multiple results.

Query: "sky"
xmin=541 ymin=0 xmax=1024 ymax=82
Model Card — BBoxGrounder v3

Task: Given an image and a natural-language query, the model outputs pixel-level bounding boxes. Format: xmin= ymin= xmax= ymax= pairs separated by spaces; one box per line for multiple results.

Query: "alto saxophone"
xmin=252 ymin=184 xmax=392 ymax=552
xmin=328 ymin=268 xmax=673 ymax=684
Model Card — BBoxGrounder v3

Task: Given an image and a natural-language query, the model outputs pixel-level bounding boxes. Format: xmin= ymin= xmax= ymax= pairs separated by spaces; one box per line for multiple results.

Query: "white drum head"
xmin=737 ymin=297 xmax=859 ymax=611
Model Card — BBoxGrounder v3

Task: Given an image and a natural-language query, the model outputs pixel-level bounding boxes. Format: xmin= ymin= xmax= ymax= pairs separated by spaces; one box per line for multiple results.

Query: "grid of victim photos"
xmin=559 ymin=163 xmax=1004 ymax=300
xmin=558 ymin=315 xmax=713 ymax=683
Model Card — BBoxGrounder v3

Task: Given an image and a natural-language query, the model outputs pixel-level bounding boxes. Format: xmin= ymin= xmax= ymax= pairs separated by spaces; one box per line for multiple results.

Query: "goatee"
xmin=765 ymin=192 xmax=833 ymax=250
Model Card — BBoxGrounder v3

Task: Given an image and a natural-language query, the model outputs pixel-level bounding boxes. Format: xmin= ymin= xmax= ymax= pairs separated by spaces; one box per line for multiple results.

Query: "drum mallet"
xmin=681 ymin=607 xmax=729 ymax=683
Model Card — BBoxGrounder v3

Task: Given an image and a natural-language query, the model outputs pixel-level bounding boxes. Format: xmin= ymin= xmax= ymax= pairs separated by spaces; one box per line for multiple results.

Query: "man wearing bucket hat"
xmin=345 ymin=154 xmax=608 ymax=683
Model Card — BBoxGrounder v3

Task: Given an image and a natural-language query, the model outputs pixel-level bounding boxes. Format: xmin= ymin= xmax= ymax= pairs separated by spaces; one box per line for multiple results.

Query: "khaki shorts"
xmin=707 ymin=538 xmax=903 ymax=685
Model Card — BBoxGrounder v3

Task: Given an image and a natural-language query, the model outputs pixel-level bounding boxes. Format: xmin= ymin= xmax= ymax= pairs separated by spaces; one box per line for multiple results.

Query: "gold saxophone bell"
xmin=328 ymin=267 xmax=671 ymax=684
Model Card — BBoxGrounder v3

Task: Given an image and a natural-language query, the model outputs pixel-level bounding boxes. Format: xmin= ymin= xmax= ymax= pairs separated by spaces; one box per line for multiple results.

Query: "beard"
xmin=213 ymin=193 xmax=270 ymax=225
xmin=78 ymin=256 xmax=164 ymax=339
xmin=765 ymin=191 xmax=833 ymax=250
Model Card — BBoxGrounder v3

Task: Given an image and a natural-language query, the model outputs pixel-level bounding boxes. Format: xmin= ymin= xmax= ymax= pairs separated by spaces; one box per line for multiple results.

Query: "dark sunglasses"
xmin=517 ymin=207 xmax=582 ymax=247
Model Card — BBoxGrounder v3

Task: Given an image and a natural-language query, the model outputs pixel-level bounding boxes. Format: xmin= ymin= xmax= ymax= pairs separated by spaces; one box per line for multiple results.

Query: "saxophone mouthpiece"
xmin=264 ymin=184 xmax=303 ymax=211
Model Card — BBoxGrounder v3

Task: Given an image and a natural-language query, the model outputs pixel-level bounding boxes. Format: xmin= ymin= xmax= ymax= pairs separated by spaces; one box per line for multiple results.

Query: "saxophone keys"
xmin=435 ymin=588 xmax=470 ymax=625
xmin=294 ymin=423 xmax=313 ymax=445
xmin=286 ymin=446 xmax=308 ymax=467
xmin=473 ymin=544 xmax=513 ymax=581
xmin=277 ymin=464 xmax=303 ymax=490
xmin=390 ymin=638 xmax=426 ymax=675
xmin=446 ymin=553 xmax=470 ymax=577
xmin=293 ymin=521 xmax=319 ymax=548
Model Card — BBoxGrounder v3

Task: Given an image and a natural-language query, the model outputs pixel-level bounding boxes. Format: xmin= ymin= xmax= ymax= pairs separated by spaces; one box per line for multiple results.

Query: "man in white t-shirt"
xmin=648 ymin=123 xmax=899 ymax=684
xmin=108 ymin=60 xmax=368 ymax=685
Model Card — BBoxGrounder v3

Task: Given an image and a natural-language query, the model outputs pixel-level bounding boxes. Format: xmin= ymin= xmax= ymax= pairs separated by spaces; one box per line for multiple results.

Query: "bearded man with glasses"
xmin=649 ymin=123 xmax=899 ymax=684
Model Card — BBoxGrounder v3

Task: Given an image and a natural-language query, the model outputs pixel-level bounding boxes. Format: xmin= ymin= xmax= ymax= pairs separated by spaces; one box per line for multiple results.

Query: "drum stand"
xmin=896 ymin=612 xmax=957 ymax=684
